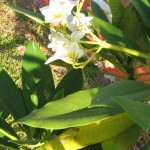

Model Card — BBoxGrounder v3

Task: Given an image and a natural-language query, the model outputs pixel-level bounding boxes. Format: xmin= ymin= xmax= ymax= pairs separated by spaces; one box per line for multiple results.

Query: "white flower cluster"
xmin=40 ymin=0 xmax=112 ymax=65
xmin=46 ymin=30 xmax=85 ymax=64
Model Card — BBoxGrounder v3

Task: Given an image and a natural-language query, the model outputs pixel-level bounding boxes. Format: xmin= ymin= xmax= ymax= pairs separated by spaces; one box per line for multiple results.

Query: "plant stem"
xmin=73 ymin=47 xmax=102 ymax=68
xmin=77 ymin=40 xmax=98 ymax=45
xmin=76 ymin=12 xmax=150 ymax=60
xmin=0 ymin=129 xmax=18 ymax=140
xmin=102 ymin=42 xmax=150 ymax=60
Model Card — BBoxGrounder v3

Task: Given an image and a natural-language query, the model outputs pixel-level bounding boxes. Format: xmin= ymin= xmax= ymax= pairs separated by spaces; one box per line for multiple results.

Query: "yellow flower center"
xmin=54 ymin=13 xmax=62 ymax=19
xmin=67 ymin=51 xmax=75 ymax=59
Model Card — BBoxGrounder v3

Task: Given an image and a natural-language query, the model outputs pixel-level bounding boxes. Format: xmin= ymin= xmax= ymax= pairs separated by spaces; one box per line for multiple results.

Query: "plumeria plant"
xmin=0 ymin=0 xmax=150 ymax=149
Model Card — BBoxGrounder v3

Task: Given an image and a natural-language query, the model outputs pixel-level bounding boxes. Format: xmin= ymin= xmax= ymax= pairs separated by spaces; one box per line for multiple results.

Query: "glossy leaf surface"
xmin=91 ymin=80 xmax=150 ymax=107
xmin=112 ymin=97 xmax=150 ymax=132
xmin=56 ymin=69 xmax=83 ymax=96
xmin=17 ymin=88 xmax=104 ymax=129
xmin=132 ymin=0 xmax=150 ymax=28
xmin=0 ymin=66 xmax=26 ymax=119
xmin=102 ymin=125 xmax=141 ymax=150
xmin=90 ymin=15 xmax=141 ymax=50
xmin=38 ymin=113 xmax=133 ymax=150
xmin=22 ymin=42 xmax=55 ymax=112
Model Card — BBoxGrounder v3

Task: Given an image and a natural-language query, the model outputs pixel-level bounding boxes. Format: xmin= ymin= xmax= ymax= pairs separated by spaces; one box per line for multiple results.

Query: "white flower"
xmin=92 ymin=0 xmax=112 ymax=23
xmin=67 ymin=13 xmax=93 ymax=33
xmin=40 ymin=0 xmax=77 ymax=26
xmin=47 ymin=30 xmax=68 ymax=51
xmin=70 ymin=31 xmax=85 ymax=41
xmin=45 ymin=31 xmax=84 ymax=64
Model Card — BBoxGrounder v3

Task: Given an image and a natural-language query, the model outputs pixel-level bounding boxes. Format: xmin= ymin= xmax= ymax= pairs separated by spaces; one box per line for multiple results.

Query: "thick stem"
xmin=103 ymin=43 xmax=150 ymax=60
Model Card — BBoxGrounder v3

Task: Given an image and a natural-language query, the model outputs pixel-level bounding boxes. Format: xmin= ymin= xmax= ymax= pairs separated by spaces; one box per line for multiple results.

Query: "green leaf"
xmin=142 ymin=143 xmax=150 ymax=150
xmin=91 ymin=0 xmax=109 ymax=22
xmin=0 ymin=137 xmax=18 ymax=150
xmin=91 ymin=80 xmax=150 ymax=107
xmin=102 ymin=125 xmax=141 ymax=150
xmin=17 ymin=88 xmax=108 ymax=129
xmin=140 ymin=24 xmax=150 ymax=52
xmin=108 ymin=0 xmax=125 ymax=26
xmin=90 ymin=15 xmax=141 ymax=50
xmin=112 ymin=97 xmax=150 ymax=132
xmin=38 ymin=112 xmax=134 ymax=150
xmin=132 ymin=0 xmax=150 ymax=28
xmin=1 ymin=3 xmax=46 ymax=26
xmin=56 ymin=69 xmax=83 ymax=96
xmin=0 ymin=66 xmax=26 ymax=119
xmin=22 ymin=41 xmax=55 ymax=112
xmin=52 ymin=89 xmax=64 ymax=101
xmin=0 ymin=117 xmax=18 ymax=140
xmin=10 ymin=139 xmax=41 ymax=147
xmin=18 ymin=107 xmax=123 ymax=130
xmin=119 ymin=5 xmax=140 ymax=41
xmin=0 ymin=97 xmax=11 ymax=119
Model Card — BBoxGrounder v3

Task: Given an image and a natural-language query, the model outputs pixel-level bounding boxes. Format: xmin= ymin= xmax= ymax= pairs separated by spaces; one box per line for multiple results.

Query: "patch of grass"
xmin=0 ymin=1 xmax=50 ymax=87
xmin=0 ymin=32 xmax=25 ymax=51
xmin=0 ymin=50 xmax=22 ymax=87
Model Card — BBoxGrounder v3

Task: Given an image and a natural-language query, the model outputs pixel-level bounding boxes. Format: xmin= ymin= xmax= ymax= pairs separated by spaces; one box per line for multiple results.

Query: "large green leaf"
xmin=119 ymin=5 xmax=140 ymax=41
xmin=91 ymin=80 xmax=150 ymax=107
xmin=38 ymin=112 xmax=133 ymax=150
xmin=140 ymin=24 xmax=150 ymax=52
xmin=102 ymin=125 xmax=141 ymax=150
xmin=22 ymin=42 xmax=55 ymax=112
xmin=0 ymin=97 xmax=11 ymax=119
xmin=112 ymin=97 xmax=150 ymax=132
xmin=18 ymin=106 xmax=122 ymax=130
xmin=56 ymin=69 xmax=83 ymax=96
xmin=132 ymin=0 xmax=150 ymax=28
xmin=17 ymin=88 xmax=123 ymax=130
xmin=0 ymin=3 xmax=46 ymax=26
xmin=90 ymin=15 xmax=141 ymax=50
xmin=0 ymin=66 xmax=26 ymax=119
xmin=108 ymin=0 xmax=125 ymax=26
